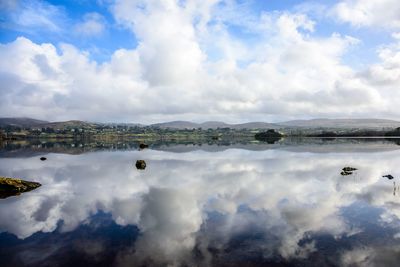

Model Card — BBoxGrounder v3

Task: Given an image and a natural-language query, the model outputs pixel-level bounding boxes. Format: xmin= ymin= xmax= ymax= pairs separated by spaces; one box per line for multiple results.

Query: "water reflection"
xmin=0 ymin=141 xmax=400 ymax=266
xmin=3 ymin=138 xmax=400 ymax=157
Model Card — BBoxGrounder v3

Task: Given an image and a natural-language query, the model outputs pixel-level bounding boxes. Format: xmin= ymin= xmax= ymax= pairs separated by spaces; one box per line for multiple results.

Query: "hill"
xmin=2 ymin=117 xmax=400 ymax=130
xmin=0 ymin=118 xmax=49 ymax=127
xmin=39 ymin=120 xmax=97 ymax=130
xmin=151 ymin=121 xmax=200 ymax=129
xmin=151 ymin=121 xmax=279 ymax=129
xmin=151 ymin=119 xmax=400 ymax=130
xmin=0 ymin=118 xmax=95 ymax=129
xmin=279 ymin=119 xmax=400 ymax=129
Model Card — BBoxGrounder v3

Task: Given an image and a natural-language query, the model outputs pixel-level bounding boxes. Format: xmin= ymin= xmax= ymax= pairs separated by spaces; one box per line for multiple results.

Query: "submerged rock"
xmin=139 ymin=143 xmax=149 ymax=150
xmin=341 ymin=167 xmax=358 ymax=176
xmin=0 ymin=177 xmax=41 ymax=199
xmin=40 ymin=157 xmax=47 ymax=161
xmin=342 ymin=167 xmax=357 ymax=172
xmin=383 ymin=174 xmax=394 ymax=180
xmin=136 ymin=160 xmax=146 ymax=170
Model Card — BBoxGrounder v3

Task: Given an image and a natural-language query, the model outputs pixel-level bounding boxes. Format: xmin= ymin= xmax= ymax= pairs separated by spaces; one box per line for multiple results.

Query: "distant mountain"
xmin=151 ymin=121 xmax=200 ymax=129
xmin=100 ymin=122 xmax=144 ymax=127
xmin=152 ymin=119 xmax=400 ymax=130
xmin=231 ymin=122 xmax=279 ymax=129
xmin=279 ymin=119 xmax=400 ymax=129
xmin=151 ymin=121 xmax=279 ymax=129
xmin=0 ymin=118 xmax=49 ymax=127
xmin=200 ymin=121 xmax=231 ymax=129
xmin=2 ymin=117 xmax=400 ymax=130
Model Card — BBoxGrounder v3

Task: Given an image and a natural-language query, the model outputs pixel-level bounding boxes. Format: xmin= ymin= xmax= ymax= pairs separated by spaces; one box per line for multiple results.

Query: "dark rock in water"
xmin=254 ymin=129 xmax=283 ymax=144
xmin=40 ymin=157 xmax=47 ymax=161
xmin=342 ymin=167 xmax=357 ymax=172
xmin=341 ymin=171 xmax=353 ymax=176
xmin=383 ymin=174 xmax=394 ymax=180
xmin=139 ymin=143 xmax=149 ymax=149
xmin=341 ymin=167 xmax=358 ymax=176
xmin=136 ymin=160 xmax=146 ymax=170
xmin=0 ymin=177 xmax=41 ymax=199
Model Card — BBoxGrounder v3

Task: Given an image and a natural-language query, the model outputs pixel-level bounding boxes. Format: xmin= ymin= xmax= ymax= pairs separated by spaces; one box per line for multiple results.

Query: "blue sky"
xmin=0 ymin=0 xmax=137 ymax=62
xmin=1 ymin=0 xmax=400 ymax=123
xmin=0 ymin=0 xmax=389 ymax=64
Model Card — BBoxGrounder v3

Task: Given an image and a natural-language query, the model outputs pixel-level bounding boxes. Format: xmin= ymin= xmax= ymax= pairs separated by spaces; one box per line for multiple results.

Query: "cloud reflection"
xmin=0 ymin=147 xmax=400 ymax=266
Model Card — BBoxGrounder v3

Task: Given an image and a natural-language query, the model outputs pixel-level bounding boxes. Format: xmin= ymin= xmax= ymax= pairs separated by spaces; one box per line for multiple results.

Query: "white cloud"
xmin=1 ymin=0 xmax=66 ymax=33
xmin=357 ymin=38 xmax=400 ymax=114
xmin=75 ymin=12 xmax=106 ymax=37
xmin=112 ymin=0 xmax=207 ymax=87
xmin=333 ymin=0 xmax=400 ymax=29
xmin=341 ymin=246 xmax=400 ymax=267
xmin=0 ymin=0 xmax=399 ymax=122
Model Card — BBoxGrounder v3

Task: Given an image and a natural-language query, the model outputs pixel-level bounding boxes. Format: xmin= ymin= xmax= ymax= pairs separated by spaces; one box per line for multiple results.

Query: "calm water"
xmin=1 ymin=139 xmax=400 ymax=267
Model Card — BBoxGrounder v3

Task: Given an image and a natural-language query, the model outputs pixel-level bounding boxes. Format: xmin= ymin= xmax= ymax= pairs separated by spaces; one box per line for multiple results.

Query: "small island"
xmin=254 ymin=129 xmax=283 ymax=143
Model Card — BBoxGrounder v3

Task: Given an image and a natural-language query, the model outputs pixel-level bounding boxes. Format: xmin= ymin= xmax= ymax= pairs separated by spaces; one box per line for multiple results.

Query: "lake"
xmin=1 ymin=138 xmax=400 ymax=267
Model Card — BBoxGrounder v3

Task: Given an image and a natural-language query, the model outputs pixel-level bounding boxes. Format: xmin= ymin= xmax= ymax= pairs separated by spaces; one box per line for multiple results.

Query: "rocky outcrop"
xmin=0 ymin=177 xmax=41 ymax=199
xmin=136 ymin=160 xmax=146 ymax=170
xmin=139 ymin=143 xmax=149 ymax=149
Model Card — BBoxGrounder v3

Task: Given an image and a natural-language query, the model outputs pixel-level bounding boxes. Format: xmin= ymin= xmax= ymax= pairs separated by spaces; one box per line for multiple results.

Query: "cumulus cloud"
xmin=341 ymin=245 xmax=400 ymax=267
xmin=333 ymin=0 xmax=400 ymax=29
xmin=0 ymin=0 xmax=399 ymax=122
xmin=74 ymin=12 xmax=107 ymax=37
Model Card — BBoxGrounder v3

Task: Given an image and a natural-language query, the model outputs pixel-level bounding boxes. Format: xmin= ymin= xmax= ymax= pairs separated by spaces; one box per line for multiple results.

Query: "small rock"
xmin=0 ymin=177 xmax=41 ymax=199
xmin=340 ymin=166 xmax=358 ymax=176
xmin=136 ymin=160 xmax=146 ymax=170
xmin=341 ymin=171 xmax=353 ymax=176
xmin=383 ymin=174 xmax=394 ymax=180
xmin=139 ymin=143 xmax=149 ymax=149
xmin=342 ymin=167 xmax=357 ymax=172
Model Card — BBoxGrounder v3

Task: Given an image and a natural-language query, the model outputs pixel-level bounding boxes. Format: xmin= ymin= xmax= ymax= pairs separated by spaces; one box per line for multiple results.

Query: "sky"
xmin=0 ymin=0 xmax=400 ymax=123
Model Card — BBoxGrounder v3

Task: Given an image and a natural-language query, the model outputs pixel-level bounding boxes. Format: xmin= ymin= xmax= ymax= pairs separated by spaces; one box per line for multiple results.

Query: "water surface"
xmin=1 ymin=139 xmax=400 ymax=267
